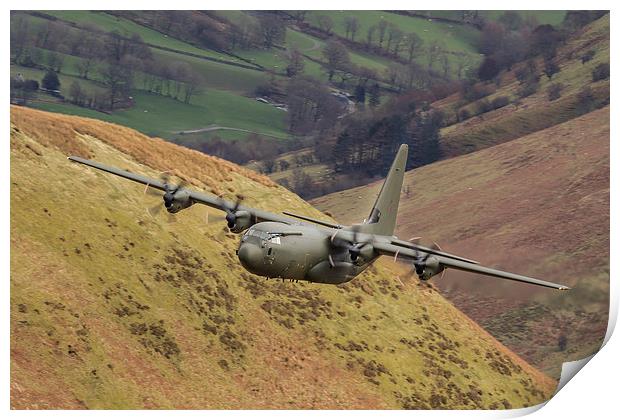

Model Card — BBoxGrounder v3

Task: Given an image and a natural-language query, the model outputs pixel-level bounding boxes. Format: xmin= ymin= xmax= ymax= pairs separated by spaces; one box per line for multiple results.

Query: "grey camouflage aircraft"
xmin=68 ymin=144 xmax=569 ymax=290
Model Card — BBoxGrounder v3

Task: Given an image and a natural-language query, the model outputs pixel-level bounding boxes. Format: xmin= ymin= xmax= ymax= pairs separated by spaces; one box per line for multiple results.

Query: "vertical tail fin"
xmin=364 ymin=144 xmax=408 ymax=236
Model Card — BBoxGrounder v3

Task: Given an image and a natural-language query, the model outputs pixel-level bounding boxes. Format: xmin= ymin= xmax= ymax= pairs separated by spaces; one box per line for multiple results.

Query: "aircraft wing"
xmin=372 ymin=241 xmax=570 ymax=290
xmin=67 ymin=156 xmax=299 ymax=226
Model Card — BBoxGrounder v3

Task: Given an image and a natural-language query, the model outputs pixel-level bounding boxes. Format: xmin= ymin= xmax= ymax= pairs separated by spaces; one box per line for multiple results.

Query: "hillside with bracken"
xmin=10 ymin=105 xmax=558 ymax=409
xmin=312 ymin=106 xmax=609 ymax=377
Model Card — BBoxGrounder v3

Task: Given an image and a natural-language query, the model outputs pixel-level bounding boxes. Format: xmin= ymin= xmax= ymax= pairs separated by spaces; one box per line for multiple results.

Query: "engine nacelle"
xmin=228 ymin=210 xmax=252 ymax=233
xmin=415 ymin=256 xmax=445 ymax=281
xmin=165 ymin=190 xmax=193 ymax=213
xmin=349 ymin=243 xmax=374 ymax=265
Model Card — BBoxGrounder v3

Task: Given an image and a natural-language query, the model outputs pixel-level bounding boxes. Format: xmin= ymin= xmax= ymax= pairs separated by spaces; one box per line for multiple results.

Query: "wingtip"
xmin=559 ymin=286 xmax=571 ymax=291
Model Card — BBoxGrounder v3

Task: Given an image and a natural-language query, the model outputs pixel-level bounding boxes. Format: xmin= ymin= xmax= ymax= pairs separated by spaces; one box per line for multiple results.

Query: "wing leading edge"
xmin=67 ymin=156 xmax=297 ymax=226
xmin=373 ymin=242 xmax=570 ymax=290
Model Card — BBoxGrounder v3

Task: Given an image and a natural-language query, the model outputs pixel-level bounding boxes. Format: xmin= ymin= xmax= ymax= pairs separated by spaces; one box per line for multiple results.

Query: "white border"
xmin=5 ymin=1 xmax=617 ymax=419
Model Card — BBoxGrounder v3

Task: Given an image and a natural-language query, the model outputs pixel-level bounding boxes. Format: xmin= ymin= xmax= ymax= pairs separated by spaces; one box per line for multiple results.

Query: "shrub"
xmin=592 ymin=62 xmax=610 ymax=81
xmin=477 ymin=56 xmax=500 ymax=81
xmin=462 ymin=83 xmax=495 ymax=102
xmin=543 ymin=59 xmax=560 ymax=79
xmin=581 ymin=50 xmax=595 ymax=64
xmin=547 ymin=83 xmax=564 ymax=101
xmin=491 ymin=95 xmax=510 ymax=109
xmin=515 ymin=60 xmax=539 ymax=85
xmin=517 ymin=81 xmax=539 ymax=99
xmin=23 ymin=79 xmax=39 ymax=91
xmin=576 ymin=86 xmax=596 ymax=112
xmin=41 ymin=70 xmax=60 ymax=91
xmin=476 ymin=99 xmax=492 ymax=114
xmin=457 ymin=108 xmax=471 ymax=122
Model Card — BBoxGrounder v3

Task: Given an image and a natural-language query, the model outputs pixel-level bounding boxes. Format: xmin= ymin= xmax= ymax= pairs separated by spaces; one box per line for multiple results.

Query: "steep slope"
xmin=434 ymin=14 xmax=609 ymax=158
xmin=311 ymin=107 xmax=609 ymax=377
xmin=10 ymin=106 xmax=557 ymax=409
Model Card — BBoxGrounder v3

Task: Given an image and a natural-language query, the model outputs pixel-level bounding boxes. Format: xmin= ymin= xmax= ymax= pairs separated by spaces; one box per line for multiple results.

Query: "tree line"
xmin=10 ymin=14 xmax=203 ymax=111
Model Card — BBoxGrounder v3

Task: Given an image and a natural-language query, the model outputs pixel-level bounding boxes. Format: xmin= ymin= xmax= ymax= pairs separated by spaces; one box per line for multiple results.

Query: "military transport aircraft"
xmin=68 ymin=145 xmax=569 ymax=290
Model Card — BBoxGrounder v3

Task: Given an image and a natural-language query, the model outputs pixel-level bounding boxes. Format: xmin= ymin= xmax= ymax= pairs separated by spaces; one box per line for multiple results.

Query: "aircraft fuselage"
xmin=236 ymin=222 xmax=374 ymax=284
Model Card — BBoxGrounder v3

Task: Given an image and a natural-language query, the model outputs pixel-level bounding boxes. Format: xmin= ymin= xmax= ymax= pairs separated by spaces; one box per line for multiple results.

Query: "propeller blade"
xmin=144 ymin=185 xmax=162 ymax=197
xmin=206 ymin=212 xmax=227 ymax=224
xmin=328 ymin=254 xmax=335 ymax=268
xmin=147 ymin=203 xmax=162 ymax=217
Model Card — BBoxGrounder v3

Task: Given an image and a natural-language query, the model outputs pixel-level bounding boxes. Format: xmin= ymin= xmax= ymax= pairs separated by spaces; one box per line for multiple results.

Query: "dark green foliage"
xmin=576 ymin=86 xmax=596 ymax=113
xmin=354 ymin=84 xmax=366 ymax=103
xmin=491 ymin=95 xmax=510 ymax=109
xmin=543 ymin=57 xmax=560 ymax=80
xmin=517 ymin=81 xmax=539 ymax=99
xmin=581 ymin=50 xmax=595 ymax=64
xmin=41 ymin=69 xmax=60 ymax=91
xmin=368 ymin=83 xmax=381 ymax=108
xmin=592 ymin=62 xmax=610 ymax=81
xmin=477 ymin=57 xmax=500 ymax=81
xmin=457 ymin=108 xmax=471 ymax=122
xmin=547 ymin=83 xmax=564 ymax=101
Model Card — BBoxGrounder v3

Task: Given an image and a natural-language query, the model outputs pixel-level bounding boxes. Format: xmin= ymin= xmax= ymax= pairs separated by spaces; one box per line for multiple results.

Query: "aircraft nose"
xmin=237 ymin=243 xmax=262 ymax=272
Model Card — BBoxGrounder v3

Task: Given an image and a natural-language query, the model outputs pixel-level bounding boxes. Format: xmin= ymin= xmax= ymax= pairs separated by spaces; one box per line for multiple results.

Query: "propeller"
xmin=431 ymin=241 xmax=448 ymax=280
xmin=206 ymin=194 xmax=252 ymax=233
xmin=223 ymin=195 xmax=244 ymax=229
xmin=328 ymin=225 xmax=374 ymax=267
xmin=143 ymin=172 xmax=188 ymax=221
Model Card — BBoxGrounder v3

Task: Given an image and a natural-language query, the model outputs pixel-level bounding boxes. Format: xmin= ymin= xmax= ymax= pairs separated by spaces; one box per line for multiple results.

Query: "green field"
xmin=303 ymin=11 xmax=481 ymax=76
xmin=413 ymin=11 xmax=567 ymax=26
xmin=29 ymin=89 xmax=288 ymax=139
xmin=480 ymin=10 xmax=567 ymax=26
xmin=307 ymin=11 xmax=481 ymax=54
xmin=42 ymin=10 xmax=233 ymax=61
xmin=150 ymin=49 xmax=269 ymax=93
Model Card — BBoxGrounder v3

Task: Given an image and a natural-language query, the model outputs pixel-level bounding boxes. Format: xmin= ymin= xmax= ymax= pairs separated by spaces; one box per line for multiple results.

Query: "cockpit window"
xmin=243 ymin=229 xmax=272 ymax=240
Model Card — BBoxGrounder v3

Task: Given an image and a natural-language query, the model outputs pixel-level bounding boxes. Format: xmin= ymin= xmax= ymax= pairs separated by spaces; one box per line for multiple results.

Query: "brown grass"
xmin=10 ymin=106 xmax=277 ymax=194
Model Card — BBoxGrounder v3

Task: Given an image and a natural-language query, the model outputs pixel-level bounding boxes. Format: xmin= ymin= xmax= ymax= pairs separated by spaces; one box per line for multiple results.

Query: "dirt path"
xmin=173 ymin=125 xmax=288 ymax=140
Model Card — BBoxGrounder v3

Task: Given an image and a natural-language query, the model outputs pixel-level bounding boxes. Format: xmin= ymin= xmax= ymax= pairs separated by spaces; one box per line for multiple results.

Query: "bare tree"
xmin=10 ymin=16 xmax=31 ymax=63
xmin=286 ymin=48 xmax=305 ymax=77
xmin=388 ymin=27 xmax=404 ymax=56
xmin=405 ymin=32 xmax=423 ymax=62
xmin=377 ymin=19 xmax=388 ymax=48
xmin=344 ymin=16 xmax=360 ymax=41
xmin=441 ymin=54 xmax=450 ymax=78
xmin=258 ymin=14 xmax=285 ymax=48
xmin=427 ymin=40 xmax=441 ymax=70
xmin=101 ymin=63 xmax=132 ymax=110
xmin=69 ymin=81 xmax=85 ymax=105
xmin=365 ymin=25 xmax=376 ymax=49
xmin=46 ymin=51 xmax=64 ymax=73
xmin=182 ymin=69 xmax=202 ymax=104
xmin=317 ymin=15 xmax=334 ymax=35
xmin=322 ymin=41 xmax=350 ymax=81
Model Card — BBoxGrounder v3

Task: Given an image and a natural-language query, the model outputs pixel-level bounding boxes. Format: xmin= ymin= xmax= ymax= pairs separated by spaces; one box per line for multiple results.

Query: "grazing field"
xmin=29 ymin=90 xmax=289 ymax=140
xmin=42 ymin=10 xmax=231 ymax=60
xmin=307 ymin=11 xmax=481 ymax=54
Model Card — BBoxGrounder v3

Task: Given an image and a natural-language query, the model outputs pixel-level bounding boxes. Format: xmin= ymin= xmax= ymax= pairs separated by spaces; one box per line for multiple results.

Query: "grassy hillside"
xmin=311 ymin=107 xmax=609 ymax=377
xmin=303 ymin=10 xmax=482 ymax=74
xmin=12 ymin=11 xmax=286 ymax=141
xmin=10 ymin=106 xmax=556 ymax=409
xmin=434 ymin=14 xmax=610 ymax=158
